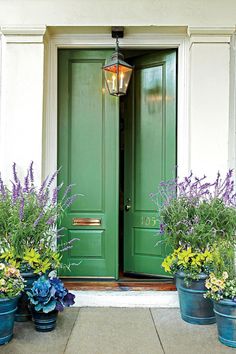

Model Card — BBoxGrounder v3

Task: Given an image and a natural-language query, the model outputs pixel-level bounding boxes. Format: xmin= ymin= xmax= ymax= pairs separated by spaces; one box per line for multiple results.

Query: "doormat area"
xmin=71 ymin=290 xmax=179 ymax=308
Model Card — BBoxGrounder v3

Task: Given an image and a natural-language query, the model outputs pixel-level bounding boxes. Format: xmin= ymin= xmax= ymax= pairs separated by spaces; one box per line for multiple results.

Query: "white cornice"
xmin=0 ymin=25 xmax=46 ymax=43
xmin=188 ymin=26 xmax=236 ymax=44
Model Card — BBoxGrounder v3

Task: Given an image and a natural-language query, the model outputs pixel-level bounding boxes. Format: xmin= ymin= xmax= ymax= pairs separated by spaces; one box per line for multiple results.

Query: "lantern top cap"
xmin=111 ymin=26 xmax=124 ymax=39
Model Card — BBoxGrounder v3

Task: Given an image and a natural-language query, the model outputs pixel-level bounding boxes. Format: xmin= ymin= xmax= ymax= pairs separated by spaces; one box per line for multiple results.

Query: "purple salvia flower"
xmin=46 ymin=216 xmax=56 ymax=225
xmin=11 ymin=182 xmax=18 ymax=204
xmin=19 ymin=197 xmax=24 ymax=221
xmin=29 ymin=161 xmax=34 ymax=184
xmin=33 ymin=210 xmax=45 ymax=227
xmin=63 ymin=194 xmax=78 ymax=209
xmin=47 ymin=167 xmax=62 ymax=189
xmin=0 ymin=175 xmax=6 ymax=198
xmin=160 ymin=223 xmax=165 ymax=234
xmin=23 ymin=170 xmax=30 ymax=193
xmin=52 ymin=182 xmax=64 ymax=204
xmin=12 ymin=162 xmax=18 ymax=183
xmin=61 ymin=184 xmax=75 ymax=201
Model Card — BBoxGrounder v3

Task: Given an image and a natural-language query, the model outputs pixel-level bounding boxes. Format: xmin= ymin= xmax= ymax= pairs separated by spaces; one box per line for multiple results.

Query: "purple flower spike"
xmin=12 ymin=162 xmax=18 ymax=183
xmin=23 ymin=171 xmax=30 ymax=193
xmin=19 ymin=197 xmax=24 ymax=221
xmin=29 ymin=161 xmax=34 ymax=184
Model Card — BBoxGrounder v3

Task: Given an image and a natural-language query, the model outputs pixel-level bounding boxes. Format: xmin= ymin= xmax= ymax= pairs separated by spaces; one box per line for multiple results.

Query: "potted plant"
xmin=0 ymin=162 xmax=79 ymax=321
xmin=0 ymin=263 xmax=24 ymax=345
xmin=151 ymin=170 xmax=236 ymax=324
xmin=27 ymin=275 xmax=75 ymax=332
xmin=203 ymin=238 xmax=236 ymax=346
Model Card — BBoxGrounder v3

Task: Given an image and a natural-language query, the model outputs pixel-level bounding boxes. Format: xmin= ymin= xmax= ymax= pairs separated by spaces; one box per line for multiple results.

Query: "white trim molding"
xmin=43 ymin=29 xmax=191 ymax=180
xmin=0 ymin=25 xmax=46 ymax=43
xmin=188 ymin=26 xmax=235 ymax=44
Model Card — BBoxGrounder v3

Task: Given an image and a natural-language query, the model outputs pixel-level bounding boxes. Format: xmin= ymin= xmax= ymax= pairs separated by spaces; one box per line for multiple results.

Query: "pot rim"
xmin=0 ymin=294 xmax=20 ymax=302
xmin=214 ymin=298 xmax=236 ymax=306
xmin=175 ymin=271 xmax=208 ymax=280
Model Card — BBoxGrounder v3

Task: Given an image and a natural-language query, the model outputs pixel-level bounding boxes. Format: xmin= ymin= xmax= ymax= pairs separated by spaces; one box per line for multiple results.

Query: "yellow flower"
xmin=222 ymin=272 xmax=228 ymax=280
xmin=0 ymin=263 xmax=5 ymax=270
xmin=0 ymin=279 xmax=6 ymax=286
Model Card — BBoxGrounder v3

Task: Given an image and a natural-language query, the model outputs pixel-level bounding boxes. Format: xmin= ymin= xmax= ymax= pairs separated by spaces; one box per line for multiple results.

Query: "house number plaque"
xmin=140 ymin=216 xmax=157 ymax=227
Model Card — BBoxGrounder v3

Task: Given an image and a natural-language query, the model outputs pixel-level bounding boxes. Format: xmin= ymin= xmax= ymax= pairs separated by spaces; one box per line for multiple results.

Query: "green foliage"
xmin=0 ymin=263 xmax=24 ymax=298
xmin=161 ymin=198 xmax=236 ymax=252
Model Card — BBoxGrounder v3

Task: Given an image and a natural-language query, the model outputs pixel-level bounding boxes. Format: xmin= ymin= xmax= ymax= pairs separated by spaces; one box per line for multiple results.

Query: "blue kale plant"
xmin=27 ymin=275 xmax=75 ymax=313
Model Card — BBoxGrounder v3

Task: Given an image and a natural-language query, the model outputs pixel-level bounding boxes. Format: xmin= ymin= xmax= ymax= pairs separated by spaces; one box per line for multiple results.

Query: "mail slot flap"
xmin=73 ymin=218 xmax=101 ymax=226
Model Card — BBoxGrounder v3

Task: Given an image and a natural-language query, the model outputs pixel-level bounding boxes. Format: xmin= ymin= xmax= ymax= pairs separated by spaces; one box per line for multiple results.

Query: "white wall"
xmin=189 ymin=36 xmax=231 ymax=178
xmin=0 ymin=27 xmax=45 ymax=185
xmin=0 ymin=0 xmax=235 ymax=27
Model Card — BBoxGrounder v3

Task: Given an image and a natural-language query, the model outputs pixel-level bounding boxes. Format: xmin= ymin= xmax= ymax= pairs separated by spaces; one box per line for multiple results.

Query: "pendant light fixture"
xmin=103 ymin=27 xmax=133 ymax=97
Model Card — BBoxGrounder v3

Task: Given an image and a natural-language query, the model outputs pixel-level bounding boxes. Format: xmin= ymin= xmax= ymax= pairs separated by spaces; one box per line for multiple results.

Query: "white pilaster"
xmin=0 ymin=25 xmax=46 ymax=185
xmin=188 ymin=27 xmax=235 ymax=179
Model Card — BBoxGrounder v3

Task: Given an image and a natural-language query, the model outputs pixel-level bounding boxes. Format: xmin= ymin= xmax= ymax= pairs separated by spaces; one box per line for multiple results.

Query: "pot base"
xmin=219 ymin=335 xmax=236 ymax=348
xmin=32 ymin=310 xmax=58 ymax=332
xmin=181 ymin=313 xmax=216 ymax=325
xmin=0 ymin=334 xmax=13 ymax=346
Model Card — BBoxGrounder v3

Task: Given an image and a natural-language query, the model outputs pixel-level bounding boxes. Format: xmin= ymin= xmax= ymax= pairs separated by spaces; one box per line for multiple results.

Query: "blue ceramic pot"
xmin=31 ymin=309 xmax=58 ymax=332
xmin=15 ymin=272 xmax=39 ymax=322
xmin=175 ymin=271 xmax=215 ymax=325
xmin=0 ymin=296 xmax=19 ymax=345
xmin=214 ymin=299 xmax=236 ymax=348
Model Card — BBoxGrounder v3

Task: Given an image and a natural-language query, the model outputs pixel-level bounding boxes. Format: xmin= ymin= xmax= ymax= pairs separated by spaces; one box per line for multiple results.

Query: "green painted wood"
xmin=58 ymin=50 xmax=119 ymax=278
xmin=124 ymin=50 xmax=177 ymax=276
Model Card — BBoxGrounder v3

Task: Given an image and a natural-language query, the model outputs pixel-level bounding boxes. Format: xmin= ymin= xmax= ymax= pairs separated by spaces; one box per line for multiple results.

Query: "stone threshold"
xmin=71 ymin=290 xmax=179 ymax=308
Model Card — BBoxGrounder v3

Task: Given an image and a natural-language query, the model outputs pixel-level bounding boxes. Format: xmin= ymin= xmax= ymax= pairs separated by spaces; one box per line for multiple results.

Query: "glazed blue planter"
xmin=31 ymin=309 xmax=58 ymax=332
xmin=214 ymin=299 xmax=236 ymax=348
xmin=15 ymin=272 xmax=38 ymax=322
xmin=0 ymin=296 xmax=19 ymax=345
xmin=175 ymin=272 xmax=215 ymax=325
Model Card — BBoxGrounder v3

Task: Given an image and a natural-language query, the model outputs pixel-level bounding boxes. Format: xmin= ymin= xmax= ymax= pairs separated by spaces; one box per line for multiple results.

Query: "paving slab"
xmin=64 ymin=308 xmax=163 ymax=354
xmin=151 ymin=308 xmax=236 ymax=354
xmin=0 ymin=308 xmax=79 ymax=354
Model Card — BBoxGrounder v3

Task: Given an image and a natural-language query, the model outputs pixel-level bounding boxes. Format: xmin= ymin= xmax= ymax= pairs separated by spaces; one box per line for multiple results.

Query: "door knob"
xmin=125 ymin=198 xmax=132 ymax=211
xmin=125 ymin=204 xmax=131 ymax=211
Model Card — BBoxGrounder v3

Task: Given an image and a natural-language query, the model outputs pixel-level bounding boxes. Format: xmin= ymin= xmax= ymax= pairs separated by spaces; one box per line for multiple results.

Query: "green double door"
xmin=58 ymin=49 xmax=176 ymax=279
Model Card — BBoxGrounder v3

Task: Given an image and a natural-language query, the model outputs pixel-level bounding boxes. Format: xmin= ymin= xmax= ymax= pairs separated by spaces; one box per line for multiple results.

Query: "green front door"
xmin=58 ymin=49 xmax=119 ymax=278
xmin=124 ymin=50 xmax=177 ymax=276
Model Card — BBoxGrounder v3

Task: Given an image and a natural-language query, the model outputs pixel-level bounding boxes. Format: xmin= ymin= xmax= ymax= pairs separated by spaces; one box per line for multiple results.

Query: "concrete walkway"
xmin=1 ymin=308 xmax=235 ymax=354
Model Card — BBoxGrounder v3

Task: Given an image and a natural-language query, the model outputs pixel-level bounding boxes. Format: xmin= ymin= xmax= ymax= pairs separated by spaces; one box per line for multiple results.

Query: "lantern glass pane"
xmin=104 ymin=68 xmax=119 ymax=95
xmin=104 ymin=64 xmax=133 ymax=96
xmin=118 ymin=65 xmax=132 ymax=95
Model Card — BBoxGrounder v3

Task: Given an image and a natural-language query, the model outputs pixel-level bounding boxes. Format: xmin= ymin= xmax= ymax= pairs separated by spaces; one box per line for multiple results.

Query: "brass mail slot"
xmin=72 ymin=218 xmax=101 ymax=226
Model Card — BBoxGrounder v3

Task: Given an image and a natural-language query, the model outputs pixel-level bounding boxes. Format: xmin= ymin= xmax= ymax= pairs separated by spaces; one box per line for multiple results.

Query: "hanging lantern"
xmin=103 ymin=28 xmax=133 ymax=97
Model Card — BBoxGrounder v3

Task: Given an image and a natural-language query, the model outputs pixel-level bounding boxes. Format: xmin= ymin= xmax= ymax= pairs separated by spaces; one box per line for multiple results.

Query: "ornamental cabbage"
xmin=27 ymin=275 xmax=75 ymax=313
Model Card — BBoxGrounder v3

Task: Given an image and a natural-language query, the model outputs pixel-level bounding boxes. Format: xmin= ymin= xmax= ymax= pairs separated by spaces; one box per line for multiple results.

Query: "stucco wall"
xmin=0 ymin=0 xmax=235 ymax=27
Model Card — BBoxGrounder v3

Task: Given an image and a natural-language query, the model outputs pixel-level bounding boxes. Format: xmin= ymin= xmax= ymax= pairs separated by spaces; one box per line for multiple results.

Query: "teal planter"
xmin=15 ymin=272 xmax=38 ymax=322
xmin=31 ymin=309 xmax=58 ymax=332
xmin=0 ymin=296 xmax=19 ymax=345
xmin=176 ymin=272 xmax=216 ymax=325
xmin=214 ymin=299 xmax=236 ymax=348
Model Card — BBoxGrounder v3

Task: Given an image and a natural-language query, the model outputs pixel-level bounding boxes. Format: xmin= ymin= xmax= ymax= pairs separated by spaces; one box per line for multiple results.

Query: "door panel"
xmin=124 ymin=50 xmax=176 ymax=276
xmin=58 ymin=50 xmax=119 ymax=278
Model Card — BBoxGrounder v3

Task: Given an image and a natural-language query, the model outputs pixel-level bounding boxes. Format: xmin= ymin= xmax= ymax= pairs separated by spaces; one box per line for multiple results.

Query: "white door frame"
xmin=43 ymin=30 xmax=190 ymax=180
